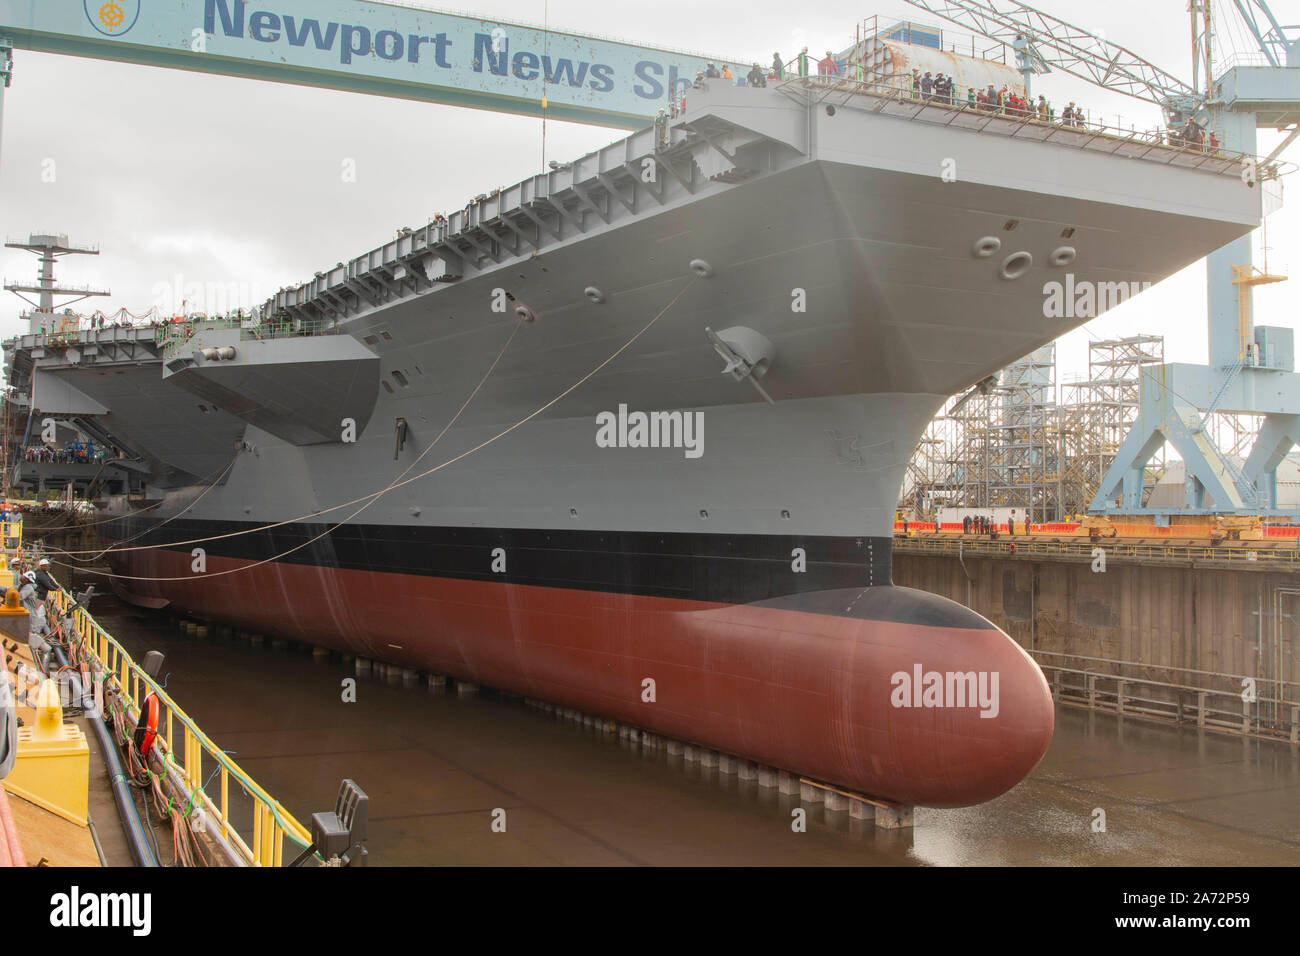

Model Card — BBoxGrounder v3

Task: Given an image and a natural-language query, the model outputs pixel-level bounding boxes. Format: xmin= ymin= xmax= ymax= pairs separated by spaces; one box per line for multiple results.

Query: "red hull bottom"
xmin=112 ymin=553 xmax=1054 ymax=807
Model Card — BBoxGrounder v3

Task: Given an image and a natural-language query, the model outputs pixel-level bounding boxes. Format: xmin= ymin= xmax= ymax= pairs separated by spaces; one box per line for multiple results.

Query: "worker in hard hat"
xmin=18 ymin=571 xmax=50 ymax=668
xmin=34 ymin=558 xmax=58 ymax=602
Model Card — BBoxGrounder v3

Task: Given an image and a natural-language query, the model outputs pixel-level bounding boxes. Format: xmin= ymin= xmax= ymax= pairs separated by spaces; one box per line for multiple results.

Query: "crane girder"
xmin=901 ymin=0 xmax=1200 ymax=111
xmin=1231 ymin=0 xmax=1300 ymax=68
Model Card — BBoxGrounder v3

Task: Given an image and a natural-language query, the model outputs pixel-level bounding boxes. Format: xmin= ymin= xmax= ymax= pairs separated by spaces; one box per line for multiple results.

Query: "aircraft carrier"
xmin=3 ymin=66 xmax=1262 ymax=810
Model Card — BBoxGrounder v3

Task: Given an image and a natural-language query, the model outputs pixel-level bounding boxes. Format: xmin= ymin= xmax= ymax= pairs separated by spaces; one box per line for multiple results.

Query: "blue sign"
xmin=4 ymin=0 xmax=745 ymax=128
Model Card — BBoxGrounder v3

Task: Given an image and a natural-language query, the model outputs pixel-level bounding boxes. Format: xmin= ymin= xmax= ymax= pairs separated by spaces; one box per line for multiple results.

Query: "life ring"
xmin=133 ymin=693 xmax=160 ymax=758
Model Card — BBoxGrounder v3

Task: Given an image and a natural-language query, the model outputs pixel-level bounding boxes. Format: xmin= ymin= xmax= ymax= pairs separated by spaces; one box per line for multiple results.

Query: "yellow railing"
xmin=47 ymin=589 xmax=313 ymax=866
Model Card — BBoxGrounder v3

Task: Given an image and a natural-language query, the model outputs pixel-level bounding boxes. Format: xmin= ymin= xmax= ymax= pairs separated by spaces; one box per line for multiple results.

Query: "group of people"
xmin=674 ymin=49 xmax=839 ymax=117
xmin=1169 ymin=116 xmax=1218 ymax=152
xmin=961 ymin=512 xmax=1024 ymax=536
xmin=913 ymin=70 xmax=959 ymax=105
xmin=909 ymin=70 xmax=1088 ymax=127
xmin=23 ymin=440 xmax=107 ymax=465
xmin=12 ymin=557 xmax=59 ymax=662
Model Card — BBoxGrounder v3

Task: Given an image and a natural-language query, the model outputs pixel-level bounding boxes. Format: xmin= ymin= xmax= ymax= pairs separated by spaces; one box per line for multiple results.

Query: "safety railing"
xmin=1031 ymin=649 xmax=1300 ymax=743
xmin=159 ymin=315 xmax=335 ymax=362
xmin=893 ymin=534 xmax=1300 ymax=567
xmin=771 ymin=73 xmax=1293 ymax=179
xmin=47 ymin=588 xmax=313 ymax=866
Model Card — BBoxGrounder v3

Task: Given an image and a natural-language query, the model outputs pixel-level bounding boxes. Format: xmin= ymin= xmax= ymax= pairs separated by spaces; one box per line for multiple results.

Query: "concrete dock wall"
xmin=893 ymin=549 xmax=1299 ymax=688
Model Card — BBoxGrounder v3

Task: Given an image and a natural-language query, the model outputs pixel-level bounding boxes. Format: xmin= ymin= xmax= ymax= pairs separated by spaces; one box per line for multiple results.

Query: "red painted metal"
xmin=113 ymin=552 xmax=1054 ymax=808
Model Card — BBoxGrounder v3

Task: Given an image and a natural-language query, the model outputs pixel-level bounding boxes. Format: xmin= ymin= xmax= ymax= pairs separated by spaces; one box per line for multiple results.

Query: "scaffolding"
xmin=903 ymin=335 xmax=1168 ymax=521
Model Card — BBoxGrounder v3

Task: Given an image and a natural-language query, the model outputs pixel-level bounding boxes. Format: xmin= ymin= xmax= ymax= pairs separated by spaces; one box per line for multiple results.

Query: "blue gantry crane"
xmin=904 ymin=0 xmax=1300 ymax=517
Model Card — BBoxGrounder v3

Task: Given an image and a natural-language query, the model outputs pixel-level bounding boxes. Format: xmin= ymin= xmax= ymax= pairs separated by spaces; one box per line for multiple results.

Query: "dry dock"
xmin=92 ymin=596 xmax=1300 ymax=866
xmin=894 ymin=534 xmax=1300 ymax=742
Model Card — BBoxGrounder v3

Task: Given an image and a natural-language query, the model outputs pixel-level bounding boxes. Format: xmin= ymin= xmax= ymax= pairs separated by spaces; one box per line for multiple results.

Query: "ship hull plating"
xmin=108 ymin=532 xmax=1053 ymax=808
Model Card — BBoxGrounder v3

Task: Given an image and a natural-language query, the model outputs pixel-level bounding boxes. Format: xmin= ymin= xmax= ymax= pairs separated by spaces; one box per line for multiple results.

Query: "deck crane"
xmin=903 ymin=0 xmax=1300 ymax=517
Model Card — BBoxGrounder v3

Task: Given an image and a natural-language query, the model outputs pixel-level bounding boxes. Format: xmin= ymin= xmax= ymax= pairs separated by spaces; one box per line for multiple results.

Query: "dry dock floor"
xmin=74 ymin=598 xmax=1300 ymax=866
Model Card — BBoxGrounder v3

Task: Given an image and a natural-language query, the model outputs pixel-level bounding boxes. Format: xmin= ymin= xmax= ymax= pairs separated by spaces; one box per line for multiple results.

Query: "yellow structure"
xmin=1 ymin=516 xmax=20 ymax=553
xmin=4 ymin=679 xmax=89 ymax=827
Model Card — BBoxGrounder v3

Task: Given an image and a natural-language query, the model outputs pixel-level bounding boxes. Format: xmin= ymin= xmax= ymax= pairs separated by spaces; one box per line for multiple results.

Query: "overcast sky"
xmin=0 ymin=0 xmax=1295 ymax=386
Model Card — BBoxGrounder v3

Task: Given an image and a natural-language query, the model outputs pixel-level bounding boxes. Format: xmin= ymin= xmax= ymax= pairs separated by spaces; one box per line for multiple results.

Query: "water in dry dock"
xmin=92 ymin=598 xmax=1300 ymax=866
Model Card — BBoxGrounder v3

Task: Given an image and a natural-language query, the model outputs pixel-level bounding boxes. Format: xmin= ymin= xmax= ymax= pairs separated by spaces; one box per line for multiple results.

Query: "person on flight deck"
xmin=967 ymin=87 xmax=977 ymax=108
xmin=818 ymin=51 xmax=839 ymax=76
xmin=772 ymin=52 xmax=785 ymax=80
xmin=747 ymin=63 xmax=766 ymax=88
xmin=920 ymin=72 xmax=933 ymax=101
xmin=963 ymin=515 xmax=972 ymax=534
xmin=721 ymin=64 xmax=732 ymax=80
xmin=1008 ymin=510 xmax=1016 ymax=536
xmin=693 ymin=71 xmax=705 ymax=89
xmin=705 ymin=63 xmax=720 ymax=78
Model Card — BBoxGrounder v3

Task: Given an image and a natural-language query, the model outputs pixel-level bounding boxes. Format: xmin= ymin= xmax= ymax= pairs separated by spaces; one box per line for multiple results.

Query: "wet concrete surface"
xmin=93 ymin=598 xmax=1300 ymax=866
